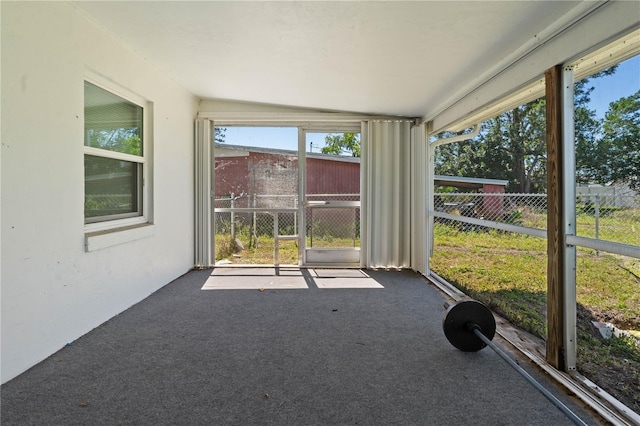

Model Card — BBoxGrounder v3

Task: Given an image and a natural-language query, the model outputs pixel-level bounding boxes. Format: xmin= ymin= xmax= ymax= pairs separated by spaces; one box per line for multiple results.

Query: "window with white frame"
xmin=84 ymin=80 xmax=148 ymax=227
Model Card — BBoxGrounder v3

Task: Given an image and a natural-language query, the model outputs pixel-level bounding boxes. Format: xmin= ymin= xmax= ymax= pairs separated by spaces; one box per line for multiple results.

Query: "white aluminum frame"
xmin=195 ymin=118 xmax=212 ymax=268
xmin=300 ymin=128 xmax=362 ymax=267
xmin=208 ymin=122 xmax=364 ymax=267
xmin=562 ymin=65 xmax=578 ymax=371
xmin=299 ymin=128 xmax=307 ymax=265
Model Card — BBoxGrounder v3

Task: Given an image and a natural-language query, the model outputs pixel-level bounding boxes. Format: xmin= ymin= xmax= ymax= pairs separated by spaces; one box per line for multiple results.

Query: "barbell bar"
xmin=442 ymin=299 xmax=588 ymax=426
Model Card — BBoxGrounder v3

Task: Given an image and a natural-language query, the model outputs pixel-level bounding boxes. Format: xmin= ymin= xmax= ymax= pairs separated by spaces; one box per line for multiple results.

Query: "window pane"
xmin=84 ymin=81 xmax=143 ymax=156
xmin=84 ymin=155 xmax=141 ymax=221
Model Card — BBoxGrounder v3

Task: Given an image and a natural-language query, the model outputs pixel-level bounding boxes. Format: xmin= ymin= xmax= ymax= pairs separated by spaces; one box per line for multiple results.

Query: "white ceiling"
xmin=73 ymin=1 xmax=583 ymax=119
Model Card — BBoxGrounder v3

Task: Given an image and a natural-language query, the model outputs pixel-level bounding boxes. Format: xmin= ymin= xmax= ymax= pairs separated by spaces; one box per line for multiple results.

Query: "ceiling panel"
xmin=73 ymin=1 xmax=582 ymax=117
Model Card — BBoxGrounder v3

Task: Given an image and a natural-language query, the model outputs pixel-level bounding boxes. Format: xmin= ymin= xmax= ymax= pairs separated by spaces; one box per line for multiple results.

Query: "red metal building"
xmin=214 ymin=144 xmax=360 ymax=201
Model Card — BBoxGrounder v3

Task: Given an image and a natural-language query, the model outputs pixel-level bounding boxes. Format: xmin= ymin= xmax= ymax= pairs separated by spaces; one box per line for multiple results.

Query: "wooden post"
xmin=545 ymin=65 xmax=565 ymax=370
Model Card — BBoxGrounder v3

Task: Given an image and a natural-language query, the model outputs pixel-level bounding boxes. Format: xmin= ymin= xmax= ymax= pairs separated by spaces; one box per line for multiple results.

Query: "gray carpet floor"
xmin=1 ymin=269 xmax=602 ymax=425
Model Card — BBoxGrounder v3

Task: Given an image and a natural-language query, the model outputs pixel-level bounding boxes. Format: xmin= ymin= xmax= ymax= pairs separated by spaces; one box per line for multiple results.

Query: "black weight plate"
xmin=442 ymin=299 xmax=496 ymax=352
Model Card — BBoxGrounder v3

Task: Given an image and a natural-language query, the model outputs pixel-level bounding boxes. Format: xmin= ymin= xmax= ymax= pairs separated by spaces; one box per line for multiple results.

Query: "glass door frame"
xmin=298 ymin=126 xmax=362 ymax=267
xmin=204 ymin=116 xmax=365 ymax=268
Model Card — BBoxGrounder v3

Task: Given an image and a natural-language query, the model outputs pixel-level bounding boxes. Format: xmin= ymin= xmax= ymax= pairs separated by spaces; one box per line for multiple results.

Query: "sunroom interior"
xmin=2 ymin=1 xmax=639 ymax=424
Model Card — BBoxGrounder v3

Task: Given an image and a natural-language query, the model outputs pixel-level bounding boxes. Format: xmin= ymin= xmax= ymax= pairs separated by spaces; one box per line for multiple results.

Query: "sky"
xmin=223 ymin=55 xmax=639 ymax=152
xmin=588 ymin=54 xmax=640 ymax=119
xmin=222 ymin=126 xmax=302 ymax=152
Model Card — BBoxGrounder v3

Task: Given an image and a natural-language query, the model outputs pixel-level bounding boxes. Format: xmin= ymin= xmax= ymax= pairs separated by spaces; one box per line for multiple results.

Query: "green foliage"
xmin=434 ymin=99 xmax=547 ymax=193
xmin=86 ymin=129 xmax=142 ymax=156
xmin=577 ymin=329 xmax=640 ymax=411
xmin=504 ymin=209 xmax=523 ymax=225
xmin=215 ymin=235 xmax=241 ymax=260
xmin=214 ymin=127 xmax=226 ymax=143
xmin=600 ymin=90 xmax=640 ymax=191
xmin=308 ymin=220 xmax=358 ymax=246
xmin=431 ymin=222 xmax=639 ymax=331
xmin=214 ymin=233 xmax=299 ymax=265
xmin=321 ymin=133 xmax=360 ymax=157
xmin=431 ymin=222 xmax=640 ymax=411
xmin=433 ymin=66 xmax=640 ymax=194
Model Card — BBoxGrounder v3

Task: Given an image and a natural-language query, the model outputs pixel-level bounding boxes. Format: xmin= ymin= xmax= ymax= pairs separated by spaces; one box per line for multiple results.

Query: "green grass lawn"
xmin=215 ymin=234 xmax=360 ymax=265
xmin=430 ymin=222 xmax=640 ymax=411
xmin=519 ymin=205 xmax=640 ymax=246
xmin=432 ymin=224 xmax=639 ymax=330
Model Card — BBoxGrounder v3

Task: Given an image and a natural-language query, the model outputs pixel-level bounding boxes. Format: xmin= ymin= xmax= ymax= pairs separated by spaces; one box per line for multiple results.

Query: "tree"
xmin=321 ymin=133 xmax=360 ymax=157
xmin=433 ymin=100 xmax=547 ymax=193
xmin=574 ymin=67 xmax=617 ymax=185
xmin=500 ymin=100 xmax=547 ymax=193
xmin=574 ymin=103 xmax=602 ymax=185
xmin=86 ymin=127 xmax=142 ymax=155
xmin=433 ymin=132 xmax=487 ymax=178
xmin=214 ymin=127 xmax=226 ymax=143
xmin=599 ymin=90 xmax=640 ymax=191
xmin=433 ymin=67 xmax=617 ymax=194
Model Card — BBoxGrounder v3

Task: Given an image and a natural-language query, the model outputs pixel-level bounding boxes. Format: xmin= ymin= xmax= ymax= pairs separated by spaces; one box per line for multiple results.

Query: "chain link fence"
xmin=434 ymin=192 xmax=640 ymax=246
xmin=214 ymin=194 xmax=297 ymax=263
xmin=306 ymin=194 xmax=360 ymax=249
xmin=213 ymin=193 xmax=360 ymax=263
xmin=576 ymin=193 xmax=640 ymax=246
xmin=215 ymin=190 xmax=638 ymax=260
xmin=434 ymin=192 xmax=548 ymax=228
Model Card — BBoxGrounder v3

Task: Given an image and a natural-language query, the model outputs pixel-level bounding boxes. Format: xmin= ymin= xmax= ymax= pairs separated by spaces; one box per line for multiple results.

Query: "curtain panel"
xmin=361 ymin=120 xmax=418 ymax=269
xmin=194 ymin=118 xmax=212 ymax=268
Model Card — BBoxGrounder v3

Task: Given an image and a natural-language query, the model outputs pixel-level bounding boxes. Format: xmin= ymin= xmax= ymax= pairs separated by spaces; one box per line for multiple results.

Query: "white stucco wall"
xmin=1 ymin=2 xmax=198 ymax=383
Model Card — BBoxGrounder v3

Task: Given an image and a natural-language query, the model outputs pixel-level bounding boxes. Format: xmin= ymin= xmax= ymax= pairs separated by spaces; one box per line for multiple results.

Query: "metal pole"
xmin=561 ymin=65 xmax=578 ymax=371
xmin=354 ymin=207 xmax=357 ymax=248
xmin=594 ymin=194 xmax=600 ymax=240
xmin=595 ymin=194 xmax=600 ymax=256
xmin=310 ymin=208 xmax=313 ymax=248
xmin=274 ymin=213 xmax=279 ymax=266
xmin=252 ymin=194 xmax=257 ymax=249
xmin=230 ymin=192 xmax=235 ymax=242
xmin=470 ymin=326 xmax=587 ymax=426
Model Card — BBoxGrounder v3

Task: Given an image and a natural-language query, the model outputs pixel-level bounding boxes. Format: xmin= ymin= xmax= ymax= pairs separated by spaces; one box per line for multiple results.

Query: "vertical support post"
xmin=230 ymin=192 xmax=235 ymax=242
xmin=562 ymin=65 xmax=578 ymax=371
xmin=309 ymin=208 xmax=313 ymax=248
xmin=546 ymin=65 xmax=564 ymax=370
xmin=194 ymin=118 xmax=212 ymax=268
xmin=425 ymin=121 xmax=435 ymax=272
xmin=354 ymin=207 xmax=357 ymax=248
xmin=360 ymin=121 xmax=370 ymax=268
xmin=273 ymin=212 xmax=279 ymax=267
xmin=594 ymin=194 xmax=600 ymax=256
xmin=298 ymin=128 xmax=306 ymax=266
xmin=411 ymin=121 xmax=428 ymax=274
xmin=252 ymin=194 xmax=257 ymax=249
xmin=595 ymin=194 xmax=600 ymax=240
xmin=545 ymin=65 xmax=577 ymax=371
xmin=294 ymin=196 xmax=298 ymax=233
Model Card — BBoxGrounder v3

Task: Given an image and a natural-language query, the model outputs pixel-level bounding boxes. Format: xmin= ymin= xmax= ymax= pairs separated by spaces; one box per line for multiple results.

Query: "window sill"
xmin=85 ymin=223 xmax=155 ymax=252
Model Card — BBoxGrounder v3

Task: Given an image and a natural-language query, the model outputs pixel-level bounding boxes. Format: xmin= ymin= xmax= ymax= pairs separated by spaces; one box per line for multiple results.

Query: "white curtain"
xmin=361 ymin=120 xmax=416 ymax=269
xmin=194 ymin=118 xmax=212 ymax=268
